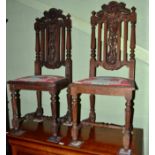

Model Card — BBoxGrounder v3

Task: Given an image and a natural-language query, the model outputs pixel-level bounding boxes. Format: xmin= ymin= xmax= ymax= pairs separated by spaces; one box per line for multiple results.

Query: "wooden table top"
xmin=7 ymin=117 xmax=143 ymax=155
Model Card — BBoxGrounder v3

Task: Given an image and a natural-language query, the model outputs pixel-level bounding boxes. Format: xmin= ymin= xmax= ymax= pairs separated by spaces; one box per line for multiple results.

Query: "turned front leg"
xmin=66 ymin=88 xmax=72 ymax=123
xmin=50 ymin=92 xmax=59 ymax=137
xmin=123 ymin=93 xmax=134 ymax=150
xmin=35 ymin=91 xmax=43 ymax=117
xmin=89 ymin=94 xmax=96 ymax=122
xmin=11 ymin=89 xmax=20 ymax=131
xmin=71 ymin=94 xmax=79 ymax=141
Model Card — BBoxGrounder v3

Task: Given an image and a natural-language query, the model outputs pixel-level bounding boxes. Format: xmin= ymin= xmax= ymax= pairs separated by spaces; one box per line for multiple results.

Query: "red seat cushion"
xmin=14 ymin=75 xmax=66 ymax=84
xmin=74 ymin=76 xmax=133 ymax=87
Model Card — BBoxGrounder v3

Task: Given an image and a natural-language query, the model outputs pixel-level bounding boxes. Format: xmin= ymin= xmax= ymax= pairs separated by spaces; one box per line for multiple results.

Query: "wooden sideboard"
xmin=7 ymin=117 xmax=143 ymax=155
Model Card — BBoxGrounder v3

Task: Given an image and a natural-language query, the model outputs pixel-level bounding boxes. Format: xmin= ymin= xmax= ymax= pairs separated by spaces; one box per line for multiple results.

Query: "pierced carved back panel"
xmin=34 ymin=8 xmax=71 ymax=69
xmin=90 ymin=1 xmax=136 ymax=78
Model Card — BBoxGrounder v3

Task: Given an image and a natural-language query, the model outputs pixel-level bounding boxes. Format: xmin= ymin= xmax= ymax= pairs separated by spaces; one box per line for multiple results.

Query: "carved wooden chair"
xmin=7 ymin=8 xmax=72 ymax=140
xmin=69 ymin=2 xmax=137 ymax=154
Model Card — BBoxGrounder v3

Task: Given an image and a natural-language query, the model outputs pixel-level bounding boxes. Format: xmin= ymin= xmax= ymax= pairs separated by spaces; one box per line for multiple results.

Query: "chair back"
xmin=34 ymin=8 xmax=72 ymax=82
xmin=89 ymin=1 xmax=136 ymax=80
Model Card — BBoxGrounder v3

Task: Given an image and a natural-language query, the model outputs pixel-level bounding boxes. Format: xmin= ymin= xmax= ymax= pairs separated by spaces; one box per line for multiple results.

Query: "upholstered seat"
xmin=74 ymin=76 xmax=135 ymax=87
xmin=9 ymin=75 xmax=69 ymax=87
xmin=13 ymin=75 xmax=66 ymax=83
xmin=8 ymin=75 xmax=69 ymax=92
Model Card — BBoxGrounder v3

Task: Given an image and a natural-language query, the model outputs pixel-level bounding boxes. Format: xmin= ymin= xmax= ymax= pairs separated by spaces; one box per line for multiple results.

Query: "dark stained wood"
xmin=103 ymin=21 xmax=107 ymax=62
xmin=7 ymin=118 xmax=142 ymax=155
xmin=69 ymin=1 xmax=137 ymax=154
xmin=7 ymin=8 xmax=72 ymax=138
xmin=117 ymin=21 xmax=121 ymax=62
xmin=123 ymin=21 xmax=128 ymax=63
xmin=61 ymin=26 xmax=65 ymax=62
xmin=97 ymin=23 xmax=102 ymax=62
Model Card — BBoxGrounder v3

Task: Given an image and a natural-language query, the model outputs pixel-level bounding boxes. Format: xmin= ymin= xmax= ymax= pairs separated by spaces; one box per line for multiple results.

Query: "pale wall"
xmin=6 ymin=0 xmax=149 ymax=154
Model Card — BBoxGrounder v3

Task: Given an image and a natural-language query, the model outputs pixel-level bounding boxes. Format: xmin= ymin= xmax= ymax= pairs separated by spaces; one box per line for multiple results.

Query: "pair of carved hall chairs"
xmin=7 ymin=1 xmax=137 ymax=154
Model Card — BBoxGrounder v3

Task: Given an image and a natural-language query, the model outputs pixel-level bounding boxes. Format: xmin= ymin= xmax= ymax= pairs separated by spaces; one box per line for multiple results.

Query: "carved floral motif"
xmin=48 ymin=28 xmax=56 ymax=64
xmin=34 ymin=8 xmax=71 ymax=69
xmin=107 ymin=19 xmax=118 ymax=64
xmin=90 ymin=1 xmax=136 ymax=70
